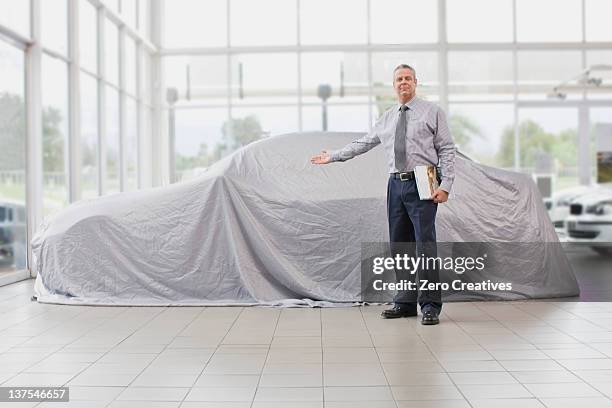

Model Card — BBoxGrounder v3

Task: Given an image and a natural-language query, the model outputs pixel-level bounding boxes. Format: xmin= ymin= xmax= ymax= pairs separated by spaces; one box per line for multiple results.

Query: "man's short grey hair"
xmin=393 ymin=64 xmax=417 ymax=82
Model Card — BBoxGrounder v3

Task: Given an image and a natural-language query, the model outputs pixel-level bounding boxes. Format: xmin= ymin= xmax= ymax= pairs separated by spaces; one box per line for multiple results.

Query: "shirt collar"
xmin=397 ymin=95 xmax=418 ymax=111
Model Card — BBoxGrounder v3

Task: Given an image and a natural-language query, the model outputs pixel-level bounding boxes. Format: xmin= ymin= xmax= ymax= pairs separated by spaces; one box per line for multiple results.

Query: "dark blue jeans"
xmin=387 ymin=176 xmax=442 ymax=313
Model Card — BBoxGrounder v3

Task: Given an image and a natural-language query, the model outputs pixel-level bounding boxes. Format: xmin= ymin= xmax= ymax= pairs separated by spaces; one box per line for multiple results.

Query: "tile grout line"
xmin=28 ymin=305 xmax=168 ymax=408
xmin=173 ymin=306 xmax=244 ymax=408
xmin=471 ymin=302 xmax=603 ymax=404
xmin=74 ymin=306 xmax=173 ymax=408
xmin=1 ymin=304 xmax=142 ymax=390
xmin=320 ymin=307 xmax=324 ymax=408
xmin=6 ymin=278 xmax=612 ymax=406
xmin=360 ymin=306 xmax=401 ymax=408
xmin=415 ymin=310 xmax=477 ymax=408
xmin=480 ymin=302 xmax=610 ymax=401
xmin=249 ymin=307 xmax=282 ymax=408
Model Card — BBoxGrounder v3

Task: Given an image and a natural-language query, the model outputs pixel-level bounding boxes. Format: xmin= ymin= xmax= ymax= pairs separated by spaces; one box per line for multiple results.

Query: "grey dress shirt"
xmin=330 ymin=96 xmax=456 ymax=193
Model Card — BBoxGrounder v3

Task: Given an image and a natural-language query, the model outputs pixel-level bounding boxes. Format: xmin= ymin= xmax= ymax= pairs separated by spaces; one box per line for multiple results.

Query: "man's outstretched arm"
xmin=310 ymin=128 xmax=382 ymax=165
xmin=310 ymin=150 xmax=332 ymax=164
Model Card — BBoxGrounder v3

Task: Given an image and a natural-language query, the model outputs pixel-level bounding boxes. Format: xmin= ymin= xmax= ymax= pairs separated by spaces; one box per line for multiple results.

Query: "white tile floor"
xmin=2 ymin=280 xmax=612 ymax=407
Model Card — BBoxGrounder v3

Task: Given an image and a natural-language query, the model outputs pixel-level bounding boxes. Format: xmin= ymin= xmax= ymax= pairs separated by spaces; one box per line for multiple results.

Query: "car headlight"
xmin=586 ymin=201 xmax=612 ymax=215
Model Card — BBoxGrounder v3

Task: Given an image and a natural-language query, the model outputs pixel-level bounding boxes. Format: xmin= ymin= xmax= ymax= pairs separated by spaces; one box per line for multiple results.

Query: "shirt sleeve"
xmin=330 ymin=118 xmax=382 ymax=162
xmin=433 ymin=107 xmax=456 ymax=193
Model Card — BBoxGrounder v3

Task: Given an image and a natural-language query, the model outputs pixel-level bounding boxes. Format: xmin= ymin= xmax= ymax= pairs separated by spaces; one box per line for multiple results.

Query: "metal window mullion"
xmin=119 ymin=26 xmax=127 ymax=191
xmin=366 ymin=0 xmax=372 ymax=129
xmin=159 ymin=42 xmax=612 ymax=56
xmin=136 ymin=42 xmax=144 ymax=189
xmin=226 ymin=0 xmax=232 ymax=158
xmin=39 ymin=46 xmax=71 ymax=62
xmin=296 ymin=0 xmax=302 ymax=131
xmin=79 ymin=65 xmax=98 ymax=78
xmin=150 ymin=0 xmax=163 ymax=186
xmin=98 ymin=7 xmax=107 ymax=196
xmin=578 ymin=104 xmax=590 ymax=185
xmin=581 ymin=0 xmax=587 ymax=101
xmin=26 ymin=0 xmax=44 ymax=277
xmin=169 ymin=100 xmax=384 ymax=110
xmin=86 ymin=0 xmax=157 ymax=53
xmin=0 ymin=23 xmax=33 ymax=48
xmin=151 ymin=56 xmax=162 ymax=186
xmin=438 ymin=0 xmax=448 ymax=113
xmin=68 ymin=0 xmax=82 ymax=202
xmin=579 ymin=0 xmax=590 ymax=186
xmin=582 ymin=0 xmax=587 ymax=43
xmin=512 ymin=0 xmax=520 ymax=172
xmin=517 ymin=100 xmax=612 ymax=108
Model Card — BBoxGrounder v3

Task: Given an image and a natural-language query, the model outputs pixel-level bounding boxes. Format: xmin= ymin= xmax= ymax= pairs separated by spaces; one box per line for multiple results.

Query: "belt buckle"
xmin=399 ymin=172 xmax=409 ymax=181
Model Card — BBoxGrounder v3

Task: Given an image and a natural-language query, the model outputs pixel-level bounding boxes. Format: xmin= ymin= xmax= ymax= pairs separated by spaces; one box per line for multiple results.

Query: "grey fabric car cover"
xmin=32 ymin=132 xmax=579 ymax=306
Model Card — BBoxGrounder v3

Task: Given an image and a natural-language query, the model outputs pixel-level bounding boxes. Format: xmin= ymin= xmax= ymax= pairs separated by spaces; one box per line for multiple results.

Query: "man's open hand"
xmin=310 ymin=150 xmax=332 ymax=165
xmin=432 ymin=189 xmax=449 ymax=203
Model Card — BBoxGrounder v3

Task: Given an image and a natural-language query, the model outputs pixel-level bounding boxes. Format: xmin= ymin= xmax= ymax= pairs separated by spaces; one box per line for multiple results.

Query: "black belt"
xmin=391 ymin=171 xmax=415 ymax=181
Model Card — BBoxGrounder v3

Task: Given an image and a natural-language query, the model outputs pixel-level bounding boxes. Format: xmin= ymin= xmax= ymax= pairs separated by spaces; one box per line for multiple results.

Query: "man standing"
xmin=310 ymin=64 xmax=456 ymax=325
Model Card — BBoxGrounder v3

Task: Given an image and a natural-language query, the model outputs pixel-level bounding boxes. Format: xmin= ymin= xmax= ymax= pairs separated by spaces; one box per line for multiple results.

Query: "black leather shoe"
xmin=421 ymin=310 xmax=440 ymax=325
xmin=381 ymin=306 xmax=417 ymax=319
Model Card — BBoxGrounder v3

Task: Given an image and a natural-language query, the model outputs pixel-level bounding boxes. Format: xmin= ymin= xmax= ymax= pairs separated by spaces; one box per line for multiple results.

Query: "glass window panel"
xmin=140 ymin=107 xmax=152 ymax=187
xmin=125 ymin=36 xmax=137 ymax=96
xmin=105 ymin=19 xmax=119 ymax=85
xmin=122 ymin=0 xmax=138 ymax=28
xmin=590 ymin=108 xmax=612 ymax=183
xmin=0 ymin=0 xmax=29 ymax=38
xmin=125 ymin=98 xmax=138 ymax=191
xmin=449 ymin=104 xmax=514 ymax=167
xmin=301 ymin=52 xmax=369 ymax=104
xmin=230 ymin=54 xmax=298 ymax=105
xmin=106 ymin=86 xmax=120 ymax=194
xmin=41 ymin=0 xmax=68 ymax=55
xmin=586 ymin=50 xmax=612 ymax=100
xmin=518 ymin=108 xmax=579 ymax=192
xmin=517 ymin=51 xmax=583 ymax=100
xmin=138 ymin=0 xmax=150 ymax=36
xmin=0 ymin=41 xmax=27 ymax=272
xmin=80 ymin=72 xmax=98 ymax=199
xmin=371 ymin=0 xmax=437 ymax=44
xmin=447 ymin=0 xmax=512 ymax=43
xmin=516 ymin=0 xmax=582 ymax=42
xmin=164 ymin=55 xmax=228 ymax=106
xmin=372 ymin=97 xmax=442 ymax=125
xmin=164 ymin=0 xmax=227 ymax=48
xmin=586 ymin=0 xmax=612 ymax=41
xmin=300 ymin=0 xmax=367 ymax=45
xmin=231 ymin=106 xmax=298 ymax=137
xmin=79 ymin=0 xmax=98 ymax=74
xmin=174 ymin=108 xmax=227 ymax=181
xmin=103 ymin=0 xmax=119 ymax=14
xmin=371 ymin=52 xmax=439 ymax=108
xmin=231 ymin=0 xmax=296 ymax=46
xmin=302 ymin=104 xmax=369 ymax=132
xmin=41 ymin=55 xmax=69 ymax=217
xmin=448 ymin=51 xmax=514 ymax=101
xmin=142 ymin=51 xmax=153 ymax=104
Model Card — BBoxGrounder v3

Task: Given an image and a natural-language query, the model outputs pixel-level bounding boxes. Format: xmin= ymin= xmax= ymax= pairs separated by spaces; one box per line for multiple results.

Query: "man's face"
xmin=393 ymin=68 xmax=417 ymax=103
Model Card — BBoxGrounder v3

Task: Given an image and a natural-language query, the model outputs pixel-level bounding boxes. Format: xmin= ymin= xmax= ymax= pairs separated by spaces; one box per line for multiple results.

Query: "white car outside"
xmin=0 ymin=200 xmax=27 ymax=268
xmin=547 ymin=185 xmax=593 ymax=239
xmin=565 ymin=186 xmax=612 ymax=255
